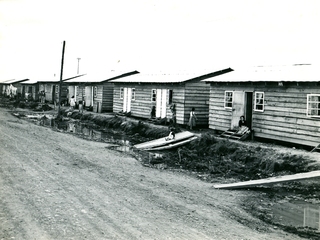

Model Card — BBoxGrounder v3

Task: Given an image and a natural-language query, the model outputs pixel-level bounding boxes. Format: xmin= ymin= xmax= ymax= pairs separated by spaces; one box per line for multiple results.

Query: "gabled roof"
xmin=21 ymin=79 xmax=38 ymax=84
xmin=203 ymin=64 xmax=320 ymax=82
xmin=0 ymin=79 xmax=15 ymax=84
xmin=0 ymin=78 xmax=29 ymax=84
xmin=33 ymin=74 xmax=85 ymax=83
xmin=64 ymin=71 xmax=139 ymax=84
xmin=109 ymin=68 xmax=232 ymax=84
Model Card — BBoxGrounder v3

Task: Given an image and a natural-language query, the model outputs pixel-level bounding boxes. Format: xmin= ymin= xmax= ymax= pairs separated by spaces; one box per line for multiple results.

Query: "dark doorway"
xmin=245 ymin=92 xmax=253 ymax=129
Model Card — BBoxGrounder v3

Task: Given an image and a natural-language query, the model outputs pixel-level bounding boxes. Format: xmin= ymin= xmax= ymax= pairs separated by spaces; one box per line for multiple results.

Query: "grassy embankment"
xmin=62 ymin=109 xmax=320 ymax=182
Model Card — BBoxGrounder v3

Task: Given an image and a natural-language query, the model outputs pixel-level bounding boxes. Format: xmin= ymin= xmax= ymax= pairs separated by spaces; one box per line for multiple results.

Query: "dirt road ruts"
xmin=0 ymin=108 xmax=300 ymax=240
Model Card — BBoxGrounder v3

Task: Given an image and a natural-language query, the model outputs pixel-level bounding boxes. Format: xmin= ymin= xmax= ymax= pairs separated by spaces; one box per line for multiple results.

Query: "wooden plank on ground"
xmin=214 ymin=170 xmax=320 ymax=189
xmin=134 ymin=131 xmax=195 ymax=150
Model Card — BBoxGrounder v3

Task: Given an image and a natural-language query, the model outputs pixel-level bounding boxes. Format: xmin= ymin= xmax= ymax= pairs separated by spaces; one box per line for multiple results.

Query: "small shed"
xmin=110 ymin=68 xmax=232 ymax=127
xmin=64 ymin=71 xmax=139 ymax=112
xmin=203 ymin=64 xmax=320 ymax=147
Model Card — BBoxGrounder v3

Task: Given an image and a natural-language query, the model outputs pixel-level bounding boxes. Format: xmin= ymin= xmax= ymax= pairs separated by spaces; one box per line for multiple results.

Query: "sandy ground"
xmin=0 ymin=108 xmax=305 ymax=240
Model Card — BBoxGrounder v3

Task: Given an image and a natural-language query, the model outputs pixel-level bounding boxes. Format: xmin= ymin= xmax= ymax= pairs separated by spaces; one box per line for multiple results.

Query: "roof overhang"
xmin=203 ymin=64 xmax=320 ymax=83
xmin=109 ymin=68 xmax=232 ymax=84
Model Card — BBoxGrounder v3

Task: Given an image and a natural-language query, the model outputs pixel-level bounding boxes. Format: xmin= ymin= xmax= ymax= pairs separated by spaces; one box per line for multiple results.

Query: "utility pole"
xmin=58 ymin=41 xmax=66 ymax=118
xmin=77 ymin=57 xmax=84 ymax=110
xmin=77 ymin=58 xmax=81 ymax=74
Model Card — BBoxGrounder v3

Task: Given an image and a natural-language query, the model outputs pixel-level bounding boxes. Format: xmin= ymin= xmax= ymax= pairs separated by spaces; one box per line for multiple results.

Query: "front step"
xmin=220 ymin=128 xmax=251 ymax=141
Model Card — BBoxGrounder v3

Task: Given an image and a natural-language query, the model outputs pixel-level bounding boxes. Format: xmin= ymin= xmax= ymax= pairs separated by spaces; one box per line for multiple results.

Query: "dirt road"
xmin=0 ymin=108 xmax=301 ymax=240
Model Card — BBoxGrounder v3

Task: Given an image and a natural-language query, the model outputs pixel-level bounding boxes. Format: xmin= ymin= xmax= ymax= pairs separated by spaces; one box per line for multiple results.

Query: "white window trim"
xmin=120 ymin=87 xmax=124 ymax=99
xmin=254 ymin=91 xmax=265 ymax=112
xmin=224 ymin=91 xmax=233 ymax=109
xmin=307 ymin=94 xmax=320 ymax=118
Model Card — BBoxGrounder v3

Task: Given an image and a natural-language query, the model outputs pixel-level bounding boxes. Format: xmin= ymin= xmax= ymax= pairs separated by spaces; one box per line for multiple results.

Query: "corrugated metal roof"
xmin=64 ymin=71 xmax=139 ymax=84
xmin=109 ymin=68 xmax=231 ymax=83
xmin=203 ymin=64 xmax=320 ymax=82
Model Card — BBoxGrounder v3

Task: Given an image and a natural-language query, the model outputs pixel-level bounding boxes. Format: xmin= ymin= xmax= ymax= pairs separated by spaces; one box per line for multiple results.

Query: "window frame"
xmin=151 ymin=89 xmax=156 ymax=102
xmin=224 ymin=91 xmax=233 ymax=109
xmin=131 ymin=88 xmax=136 ymax=100
xmin=120 ymin=87 xmax=124 ymax=99
xmin=307 ymin=94 xmax=320 ymax=118
xmin=93 ymin=86 xmax=97 ymax=98
xmin=254 ymin=91 xmax=265 ymax=112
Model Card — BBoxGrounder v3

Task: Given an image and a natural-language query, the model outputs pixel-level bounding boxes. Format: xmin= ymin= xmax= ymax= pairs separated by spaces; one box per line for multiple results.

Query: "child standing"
xmin=188 ymin=107 xmax=197 ymax=130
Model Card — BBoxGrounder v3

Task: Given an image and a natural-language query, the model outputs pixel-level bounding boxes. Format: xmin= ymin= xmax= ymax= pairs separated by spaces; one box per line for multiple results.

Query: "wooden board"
xmin=148 ymin=136 xmax=198 ymax=151
xmin=134 ymin=131 xmax=195 ymax=150
xmin=214 ymin=170 xmax=320 ymax=189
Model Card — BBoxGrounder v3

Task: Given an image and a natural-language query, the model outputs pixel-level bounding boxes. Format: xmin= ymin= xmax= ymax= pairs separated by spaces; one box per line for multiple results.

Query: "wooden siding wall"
xmin=184 ymin=81 xmax=210 ymax=126
xmin=43 ymin=83 xmax=68 ymax=103
xmin=113 ymin=83 xmax=187 ymax=124
xmin=171 ymin=86 xmax=186 ymax=125
xmin=113 ymin=83 xmax=157 ymax=119
xmin=93 ymin=85 xmax=103 ymax=113
xmin=101 ymin=82 xmax=114 ymax=112
xmin=76 ymin=85 xmax=86 ymax=103
xmin=44 ymin=84 xmax=53 ymax=102
xmin=209 ymin=82 xmax=320 ymax=147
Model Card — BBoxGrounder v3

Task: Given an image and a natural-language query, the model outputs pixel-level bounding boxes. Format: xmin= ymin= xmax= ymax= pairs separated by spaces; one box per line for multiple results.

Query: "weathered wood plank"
xmin=214 ymin=171 xmax=320 ymax=189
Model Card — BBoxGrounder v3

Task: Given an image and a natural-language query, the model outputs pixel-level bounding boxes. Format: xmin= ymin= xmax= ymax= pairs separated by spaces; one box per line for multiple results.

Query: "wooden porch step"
xmin=220 ymin=128 xmax=251 ymax=141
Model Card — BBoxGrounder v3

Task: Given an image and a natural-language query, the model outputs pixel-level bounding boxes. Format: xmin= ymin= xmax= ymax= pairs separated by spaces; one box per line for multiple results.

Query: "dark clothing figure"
xmin=79 ymin=100 xmax=84 ymax=113
xmin=238 ymin=116 xmax=247 ymax=128
xmin=170 ymin=104 xmax=176 ymax=125
xmin=238 ymin=116 xmax=249 ymax=134
xmin=165 ymin=127 xmax=175 ymax=141
xmin=150 ymin=106 xmax=156 ymax=118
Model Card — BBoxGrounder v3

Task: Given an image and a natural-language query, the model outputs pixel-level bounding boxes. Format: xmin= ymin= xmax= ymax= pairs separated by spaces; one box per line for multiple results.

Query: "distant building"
xmin=110 ymin=68 xmax=232 ymax=127
xmin=64 ymin=71 xmax=139 ymax=112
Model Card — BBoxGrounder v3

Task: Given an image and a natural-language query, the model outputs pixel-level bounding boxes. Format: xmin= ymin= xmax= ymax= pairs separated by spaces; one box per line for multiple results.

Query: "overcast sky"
xmin=0 ymin=0 xmax=319 ymax=80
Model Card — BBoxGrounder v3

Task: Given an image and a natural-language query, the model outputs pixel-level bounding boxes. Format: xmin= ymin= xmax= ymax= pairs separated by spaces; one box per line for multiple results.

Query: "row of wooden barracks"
xmin=1 ymin=64 xmax=320 ymax=148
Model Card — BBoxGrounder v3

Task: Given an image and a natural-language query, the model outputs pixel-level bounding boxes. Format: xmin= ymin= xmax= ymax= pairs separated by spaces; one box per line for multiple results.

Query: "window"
xmin=254 ymin=92 xmax=264 ymax=112
xmin=307 ymin=94 xmax=320 ymax=117
xmin=151 ymin=89 xmax=156 ymax=101
xmin=132 ymin=88 xmax=135 ymax=100
xmin=120 ymin=87 xmax=124 ymax=99
xmin=224 ymin=91 xmax=233 ymax=108
xmin=93 ymin=86 xmax=97 ymax=98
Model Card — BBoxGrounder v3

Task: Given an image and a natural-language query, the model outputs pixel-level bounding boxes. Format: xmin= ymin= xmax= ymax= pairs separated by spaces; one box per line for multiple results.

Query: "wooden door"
xmin=85 ymin=86 xmax=92 ymax=107
xmin=231 ymin=91 xmax=245 ymax=129
xmin=122 ymin=88 xmax=132 ymax=112
xmin=52 ymin=85 xmax=56 ymax=103
xmin=156 ymin=89 xmax=167 ymax=118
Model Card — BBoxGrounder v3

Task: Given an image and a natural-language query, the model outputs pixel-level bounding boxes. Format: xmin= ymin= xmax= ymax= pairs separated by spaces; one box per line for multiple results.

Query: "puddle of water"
xmin=271 ymin=200 xmax=320 ymax=230
xmin=16 ymin=113 xmax=168 ymax=167
xmin=15 ymin=112 xmax=55 ymax=127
